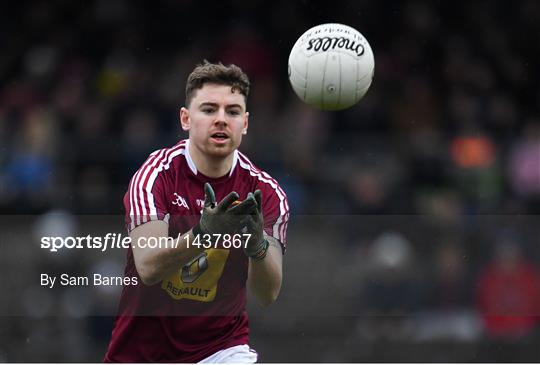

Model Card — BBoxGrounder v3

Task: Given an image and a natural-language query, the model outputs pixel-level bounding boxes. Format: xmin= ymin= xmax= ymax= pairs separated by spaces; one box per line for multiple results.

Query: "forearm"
xmin=133 ymin=228 xmax=203 ymax=285
xmin=248 ymin=237 xmax=283 ymax=307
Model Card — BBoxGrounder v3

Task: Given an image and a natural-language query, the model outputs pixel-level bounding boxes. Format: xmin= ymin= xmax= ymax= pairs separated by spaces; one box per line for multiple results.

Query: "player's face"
xmin=181 ymin=83 xmax=248 ymax=158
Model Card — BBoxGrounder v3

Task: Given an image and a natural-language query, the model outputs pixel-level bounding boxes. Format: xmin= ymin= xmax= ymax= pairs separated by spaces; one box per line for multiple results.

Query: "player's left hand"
xmin=242 ymin=190 xmax=269 ymax=261
xmin=197 ymin=183 xmax=257 ymax=235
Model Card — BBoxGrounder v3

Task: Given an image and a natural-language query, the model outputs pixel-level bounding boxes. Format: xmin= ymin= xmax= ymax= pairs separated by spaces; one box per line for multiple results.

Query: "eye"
xmin=228 ymin=109 xmax=241 ymax=116
xmin=202 ymin=107 xmax=215 ymax=114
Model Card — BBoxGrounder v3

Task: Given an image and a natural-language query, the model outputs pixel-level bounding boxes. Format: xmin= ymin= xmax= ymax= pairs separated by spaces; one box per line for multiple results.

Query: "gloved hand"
xmin=243 ymin=190 xmax=269 ymax=261
xmin=194 ymin=183 xmax=256 ymax=236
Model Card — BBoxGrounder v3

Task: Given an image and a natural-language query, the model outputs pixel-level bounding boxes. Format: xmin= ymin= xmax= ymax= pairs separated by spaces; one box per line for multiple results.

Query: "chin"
xmin=206 ymin=143 xmax=236 ymax=158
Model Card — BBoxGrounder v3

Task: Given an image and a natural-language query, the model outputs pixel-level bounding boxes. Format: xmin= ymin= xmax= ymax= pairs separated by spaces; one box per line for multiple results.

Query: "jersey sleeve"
xmin=124 ymin=150 xmax=170 ymax=232
xmin=259 ymin=176 xmax=290 ymax=253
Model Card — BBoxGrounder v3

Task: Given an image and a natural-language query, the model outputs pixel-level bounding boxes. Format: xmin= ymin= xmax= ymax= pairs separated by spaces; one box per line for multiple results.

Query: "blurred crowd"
xmin=0 ymin=0 xmax=539 ymax=362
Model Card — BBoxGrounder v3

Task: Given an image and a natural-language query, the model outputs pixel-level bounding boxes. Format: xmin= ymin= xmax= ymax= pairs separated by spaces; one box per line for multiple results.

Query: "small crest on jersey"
xmin=172 ymin=193 xmax=189 ymax=210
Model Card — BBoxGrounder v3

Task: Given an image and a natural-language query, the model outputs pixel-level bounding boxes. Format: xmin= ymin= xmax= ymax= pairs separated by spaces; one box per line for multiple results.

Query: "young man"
xmin=104 ymin=61 xmax=289 ymax=363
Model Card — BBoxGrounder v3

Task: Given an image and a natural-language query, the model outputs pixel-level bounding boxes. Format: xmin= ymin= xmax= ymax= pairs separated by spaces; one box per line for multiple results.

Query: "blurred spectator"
xmin=120 ymin=108 xmax=161 ymax=177
xmin=416 ymin=189 xmax=464 ymax=225
xmin=475 ymin=234 xmax=540 ymax=339
xmin=217 ymin=24 xmax=277 ymax=82
xmin=362 ymin=231 xmax=425 ymax=314
xmin=508 ymin=121 xmax=540 ymax=203
xmin=427 ymin=241 xmax=472 ymax=309
xmin=449 ymin=131 xmax=503 ymax=211
xmin=279 ymin=102 xmax=332 ymax=181
xmin=1 ymin=109 xmax=57 ymax=211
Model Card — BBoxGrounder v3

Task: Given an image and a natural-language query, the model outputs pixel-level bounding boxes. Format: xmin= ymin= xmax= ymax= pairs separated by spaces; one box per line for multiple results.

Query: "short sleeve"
xmin=124 ymin=151 xmax=170 ymax=232
xmin=260 ymin=178 xmax=290 ymax=253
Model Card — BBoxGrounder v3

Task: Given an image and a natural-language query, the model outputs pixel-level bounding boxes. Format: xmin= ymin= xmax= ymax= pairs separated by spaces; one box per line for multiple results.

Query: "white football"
xmin=288 ymin=23 xmax=375 ymax=111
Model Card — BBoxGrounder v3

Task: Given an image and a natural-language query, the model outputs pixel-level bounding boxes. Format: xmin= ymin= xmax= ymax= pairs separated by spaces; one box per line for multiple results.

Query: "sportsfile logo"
xmin=172 ymin=193 xmax=189 ymax=209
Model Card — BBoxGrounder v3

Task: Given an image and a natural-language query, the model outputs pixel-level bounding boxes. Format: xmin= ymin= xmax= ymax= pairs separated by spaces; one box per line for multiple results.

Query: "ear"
xmin=180 ymin=107 xmax=190 ymax=131
xmin=242 ymin=111 xmax=249 ymax=135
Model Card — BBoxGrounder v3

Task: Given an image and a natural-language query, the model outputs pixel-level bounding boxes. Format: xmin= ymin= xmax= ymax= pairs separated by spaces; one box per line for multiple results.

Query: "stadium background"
xmin=1 ymin=0 xmax=539 ymax=362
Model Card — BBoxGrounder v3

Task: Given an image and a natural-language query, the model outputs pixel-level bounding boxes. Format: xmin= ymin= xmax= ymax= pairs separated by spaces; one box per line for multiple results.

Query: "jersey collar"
xmin=184 ymin=139 xmax=238 ymax=177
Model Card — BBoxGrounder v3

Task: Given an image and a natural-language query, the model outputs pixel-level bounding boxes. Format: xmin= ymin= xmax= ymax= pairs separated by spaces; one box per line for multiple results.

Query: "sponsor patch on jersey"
xmin=161 ymin=248 xmax=229 ymax=302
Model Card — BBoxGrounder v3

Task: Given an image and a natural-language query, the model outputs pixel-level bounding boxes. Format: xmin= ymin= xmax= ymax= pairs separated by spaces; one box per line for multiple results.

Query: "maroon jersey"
xmin=105 ymin=139 xmax=289 ymax=363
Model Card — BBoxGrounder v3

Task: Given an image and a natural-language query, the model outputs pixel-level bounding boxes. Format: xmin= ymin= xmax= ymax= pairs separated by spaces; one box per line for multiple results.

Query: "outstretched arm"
xmin=247 ymin=235 xmax=283 ymax=307
xmin=244 ymin=190 xmax=284 ymax=307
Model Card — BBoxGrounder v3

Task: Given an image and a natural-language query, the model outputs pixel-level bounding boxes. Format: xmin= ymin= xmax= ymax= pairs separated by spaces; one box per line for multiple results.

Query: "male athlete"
xmin=104 ymin=61 xmax=289 ymax=363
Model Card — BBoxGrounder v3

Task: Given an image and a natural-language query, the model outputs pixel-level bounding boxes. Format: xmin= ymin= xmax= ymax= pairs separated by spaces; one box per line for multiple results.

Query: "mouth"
xmin=210 ymin=132 xmax=230 ymax=144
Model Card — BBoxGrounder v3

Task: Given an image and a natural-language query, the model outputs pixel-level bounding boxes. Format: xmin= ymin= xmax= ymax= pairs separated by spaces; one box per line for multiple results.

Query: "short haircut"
xmin=185 ymin=60 xmax=250 ymax=107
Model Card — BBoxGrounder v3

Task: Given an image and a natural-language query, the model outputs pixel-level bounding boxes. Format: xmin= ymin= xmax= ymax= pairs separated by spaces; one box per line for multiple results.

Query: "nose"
xmin=214 ymin=108 xmax=228 ymax=126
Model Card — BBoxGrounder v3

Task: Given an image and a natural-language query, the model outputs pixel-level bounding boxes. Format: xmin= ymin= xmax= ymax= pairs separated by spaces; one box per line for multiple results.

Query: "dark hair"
xmin=185 ymin=60 xmax=250 ymax=107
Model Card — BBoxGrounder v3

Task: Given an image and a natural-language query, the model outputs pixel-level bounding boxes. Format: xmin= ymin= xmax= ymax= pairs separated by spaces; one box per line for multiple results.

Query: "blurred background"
xmin=1 ymin=0 xmax=539 ymax=362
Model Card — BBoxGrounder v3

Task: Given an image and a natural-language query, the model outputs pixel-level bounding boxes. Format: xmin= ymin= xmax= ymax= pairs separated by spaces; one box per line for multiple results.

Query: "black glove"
xmin=194 ymin=183 xmax=256 ymax=236
xmin=243 ymin=190 xmax=269 ymax=261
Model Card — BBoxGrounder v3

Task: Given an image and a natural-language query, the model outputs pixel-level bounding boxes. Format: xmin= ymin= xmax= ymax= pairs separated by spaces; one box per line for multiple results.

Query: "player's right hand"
xmin=195 ymin=183 xmax=256 ymax=235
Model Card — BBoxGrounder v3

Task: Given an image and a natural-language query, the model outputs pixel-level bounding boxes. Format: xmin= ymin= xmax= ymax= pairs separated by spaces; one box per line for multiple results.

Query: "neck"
xmin=189 ymin=142 xmax=234 ymax=178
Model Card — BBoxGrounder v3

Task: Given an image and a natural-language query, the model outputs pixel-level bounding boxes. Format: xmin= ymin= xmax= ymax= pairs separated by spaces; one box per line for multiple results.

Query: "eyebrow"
xmin=199 ymin=102 xmax=244 ymax=110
